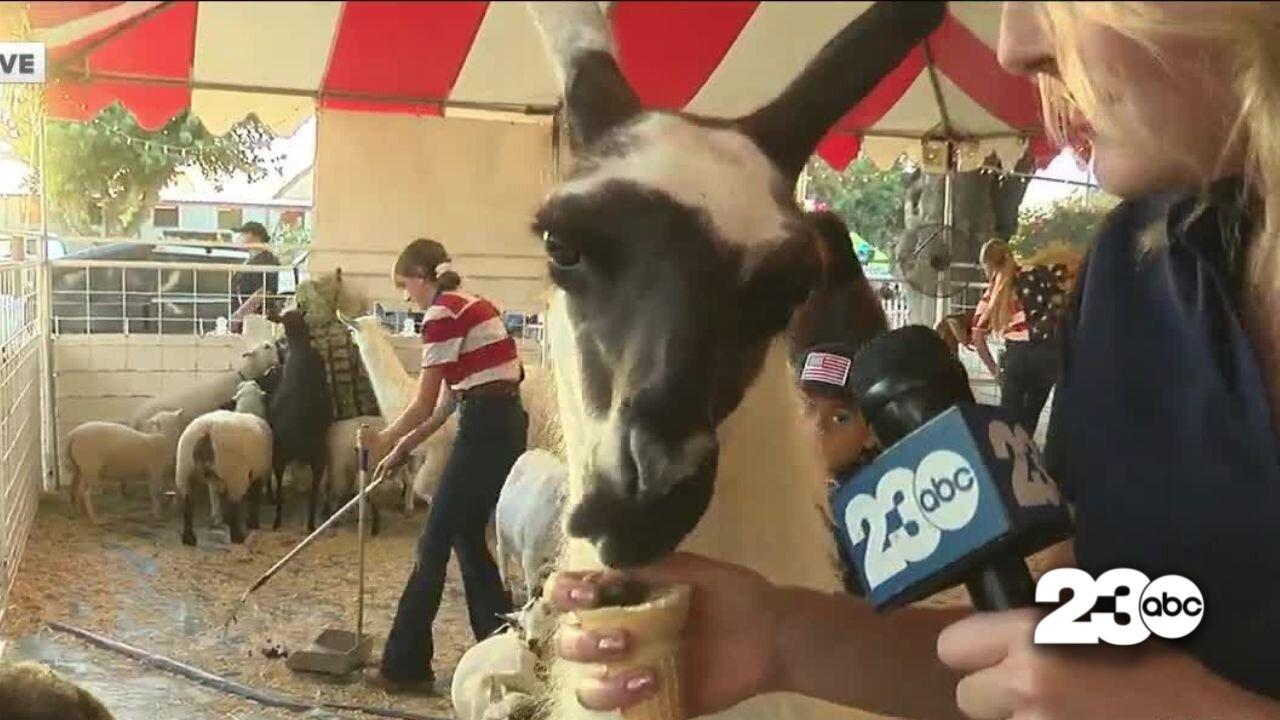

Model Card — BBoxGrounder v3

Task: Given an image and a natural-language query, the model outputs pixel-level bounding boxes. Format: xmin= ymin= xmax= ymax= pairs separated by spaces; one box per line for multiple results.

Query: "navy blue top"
xmin=1045 ymin=179 xmax=1280 ymax=699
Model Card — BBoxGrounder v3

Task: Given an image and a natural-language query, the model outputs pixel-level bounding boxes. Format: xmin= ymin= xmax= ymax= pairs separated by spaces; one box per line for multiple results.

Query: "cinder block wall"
xmin=52 ymin=334 xmax=545 ymax=452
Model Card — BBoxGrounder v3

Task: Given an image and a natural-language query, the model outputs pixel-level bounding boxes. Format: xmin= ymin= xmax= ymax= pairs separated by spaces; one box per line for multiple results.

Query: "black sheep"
xmin=259 ymin=309 xmax=333 ymax=531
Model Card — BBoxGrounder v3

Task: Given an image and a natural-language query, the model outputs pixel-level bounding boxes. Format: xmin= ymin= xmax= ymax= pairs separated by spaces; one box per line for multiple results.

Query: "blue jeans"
xmin=380 ymin=394 xmax=526 ymax=681
xmin=1000 ymin=339 xmax=1059 ymax=436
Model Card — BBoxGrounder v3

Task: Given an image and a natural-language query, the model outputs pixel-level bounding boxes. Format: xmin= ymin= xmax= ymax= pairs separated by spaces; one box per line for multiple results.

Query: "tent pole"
xmin=36 ymin=112 xmax=58 ymax=490
xmin=936 ymin=144 xmax=955 ymax=324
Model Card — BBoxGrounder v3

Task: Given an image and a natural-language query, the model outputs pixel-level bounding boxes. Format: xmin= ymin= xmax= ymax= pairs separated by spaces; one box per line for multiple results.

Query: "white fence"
xmin=0 ymin=259 xmax=45 ymax=623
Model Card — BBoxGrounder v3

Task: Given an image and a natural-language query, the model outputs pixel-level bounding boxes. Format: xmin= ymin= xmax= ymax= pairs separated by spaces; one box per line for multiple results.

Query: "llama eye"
xmin=543 ymin=231 xmax=581 ymax=269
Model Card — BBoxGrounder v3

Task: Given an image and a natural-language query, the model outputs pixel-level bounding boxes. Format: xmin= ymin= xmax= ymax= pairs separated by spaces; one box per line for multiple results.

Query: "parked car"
xmin=0 ymin=234 xmax=68 ymax=262
xmin=49 ymin=240 xmax=301 ymax=335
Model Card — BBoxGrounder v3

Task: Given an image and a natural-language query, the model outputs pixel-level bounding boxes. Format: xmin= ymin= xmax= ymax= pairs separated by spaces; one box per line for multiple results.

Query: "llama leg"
xmin=181 ymin=491 xmax=196 ymax=546
xmin=495 ymin=529 xmax=510 ymax=595
xmin=120 ymin=477 xmax=128 ymax=499
xmin=307 ymin=457 xmax=326 ymax=533
xmin=272 ymin=459 xmax=286 ymax=530
xmin=246 ymin=477 xmax=262 ymax=531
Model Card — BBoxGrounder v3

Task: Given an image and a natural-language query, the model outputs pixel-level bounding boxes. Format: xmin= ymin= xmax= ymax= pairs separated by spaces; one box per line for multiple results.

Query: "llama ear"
xmin=528 ymin=2 xmax=641 ymax=148
xmin=737 ymin=1 xmax=945 ymax=180
xmin=336 ymin=309 xmax=359 ymax=331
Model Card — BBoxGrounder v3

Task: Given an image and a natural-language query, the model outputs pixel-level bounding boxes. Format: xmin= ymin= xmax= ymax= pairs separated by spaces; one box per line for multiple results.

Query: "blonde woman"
xmin=541 ymin=3 xmax=1280 ymax=719
xmin=970 ymin=238 xmax=1071 ymax=434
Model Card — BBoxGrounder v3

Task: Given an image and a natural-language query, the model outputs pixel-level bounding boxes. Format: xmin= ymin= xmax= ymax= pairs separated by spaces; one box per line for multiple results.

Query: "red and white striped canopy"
xmin=28 ymin=1 xmax=1055 ymax=171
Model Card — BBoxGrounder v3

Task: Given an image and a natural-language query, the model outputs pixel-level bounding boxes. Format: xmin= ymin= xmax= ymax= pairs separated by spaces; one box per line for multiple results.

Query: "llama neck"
xmin=683 ymin=340 xmax=841 ymax=590
xmin=353 ymin=329 xmax=415 ymax=422
xmin=564 ymin=339 xmax=841 ymax=592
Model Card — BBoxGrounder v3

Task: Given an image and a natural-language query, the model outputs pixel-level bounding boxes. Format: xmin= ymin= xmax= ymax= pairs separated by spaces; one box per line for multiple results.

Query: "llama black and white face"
xmin=536 ymin=115 xmax=818 ymax=567
xmin=529 ymin=0 xmax=945 ymax=567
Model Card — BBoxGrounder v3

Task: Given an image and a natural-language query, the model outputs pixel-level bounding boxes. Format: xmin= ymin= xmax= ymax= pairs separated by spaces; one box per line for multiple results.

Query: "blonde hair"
xmin=1037 ymin=2 xmax=1280 ymax=431
xmin=975 ymin=239 xmax=1018 ymax=334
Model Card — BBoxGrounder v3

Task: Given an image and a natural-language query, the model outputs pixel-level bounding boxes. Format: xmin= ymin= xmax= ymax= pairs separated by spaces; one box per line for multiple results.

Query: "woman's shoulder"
xmin=425 ymin=290 xmax=503 ymax=323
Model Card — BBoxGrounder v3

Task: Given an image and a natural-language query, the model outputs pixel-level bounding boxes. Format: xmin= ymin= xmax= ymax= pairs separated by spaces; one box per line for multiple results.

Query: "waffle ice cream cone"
xmin=570 ymin=582 xmax=693 ymax=720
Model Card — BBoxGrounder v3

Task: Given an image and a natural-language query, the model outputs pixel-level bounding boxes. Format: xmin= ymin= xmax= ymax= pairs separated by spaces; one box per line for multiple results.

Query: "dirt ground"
xmin=1 ymin=485 xmax=481 ymax=719
xmin=0 ymin=478 xmax=1065 ymax=720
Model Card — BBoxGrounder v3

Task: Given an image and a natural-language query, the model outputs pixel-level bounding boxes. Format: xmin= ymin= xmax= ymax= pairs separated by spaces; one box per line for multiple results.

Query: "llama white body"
xmin=343 ymin=315 xmax=460 ymax=509
xmin=343 ymin=315 xmax=559 ymax=509
xmin=496 ymin=448 xmax=567 ymax=601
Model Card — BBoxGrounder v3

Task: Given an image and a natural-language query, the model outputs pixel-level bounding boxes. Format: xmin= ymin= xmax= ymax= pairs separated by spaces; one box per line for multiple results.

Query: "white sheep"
xmin=64 ymin=409 xmax=186 ymax=524
xmin=495 ymin=449 xmax=566 ymax=602
xmin=175 ymin=409 xmax=273 ymax=546
xmin=231 ymin=378 xmax=269 ymax=420
xmin=129 ymin=341 xmax=278 ymax=430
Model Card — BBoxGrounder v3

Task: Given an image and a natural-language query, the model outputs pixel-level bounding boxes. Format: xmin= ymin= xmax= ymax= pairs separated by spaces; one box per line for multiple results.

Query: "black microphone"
xmin=832 ymin=326 xmax=1073 ymax=611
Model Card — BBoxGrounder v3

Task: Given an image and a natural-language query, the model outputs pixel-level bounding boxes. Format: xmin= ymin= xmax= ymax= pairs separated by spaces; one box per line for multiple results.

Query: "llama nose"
xmin=624 ymin=426 xmax=718 ymax=502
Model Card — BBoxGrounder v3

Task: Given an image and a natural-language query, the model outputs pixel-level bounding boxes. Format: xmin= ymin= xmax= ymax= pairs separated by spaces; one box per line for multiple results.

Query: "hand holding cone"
xmin=568 ymin=582 xmax=693 ymax=720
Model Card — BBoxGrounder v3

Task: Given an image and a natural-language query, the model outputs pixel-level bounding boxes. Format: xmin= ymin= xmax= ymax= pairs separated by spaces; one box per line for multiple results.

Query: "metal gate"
xmin=0 ymin=257 xmax=46 ymax=623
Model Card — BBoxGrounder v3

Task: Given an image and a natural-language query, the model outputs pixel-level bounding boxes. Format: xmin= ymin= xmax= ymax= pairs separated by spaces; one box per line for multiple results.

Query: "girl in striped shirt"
xmin=365 ymin=238 xmax=527 ymax=694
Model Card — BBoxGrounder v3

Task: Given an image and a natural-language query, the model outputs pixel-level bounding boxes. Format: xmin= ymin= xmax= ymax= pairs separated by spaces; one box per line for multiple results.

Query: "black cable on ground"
xmin=47 ymin=621 xmax=449 ymax=720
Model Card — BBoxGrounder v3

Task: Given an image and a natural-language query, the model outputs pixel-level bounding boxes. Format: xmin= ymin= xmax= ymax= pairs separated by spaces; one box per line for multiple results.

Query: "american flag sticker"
xmin=802 ymin=352 xmax=852 ymax=387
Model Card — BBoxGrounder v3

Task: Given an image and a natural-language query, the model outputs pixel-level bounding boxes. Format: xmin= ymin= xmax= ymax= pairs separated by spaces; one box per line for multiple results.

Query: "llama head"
xmin=275 ymin=309 xmax=312 ymax=346
xmin=339 ymin=312 xmax=397 ymax=362
xmin=529 ymin=1 xmax=944 ymax=567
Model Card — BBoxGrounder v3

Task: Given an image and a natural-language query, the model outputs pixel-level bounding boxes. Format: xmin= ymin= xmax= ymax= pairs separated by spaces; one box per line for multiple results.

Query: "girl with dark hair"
xmin=364 ymin=237 xmax=527 ymax=693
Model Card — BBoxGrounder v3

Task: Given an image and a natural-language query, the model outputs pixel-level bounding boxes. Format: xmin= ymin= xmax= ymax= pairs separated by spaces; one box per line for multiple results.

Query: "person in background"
xmin=797 ymin=341 xmax=880 ymax=598
xmin=970 ymin=238 xmax=1070 ymax=434
xmin=798 ymin=342 xmax=880 ymax=488
xmin=364 ymin=238 xmax=526 ymax=694
xmin=230 ymin=220 xmax=281 ymax=323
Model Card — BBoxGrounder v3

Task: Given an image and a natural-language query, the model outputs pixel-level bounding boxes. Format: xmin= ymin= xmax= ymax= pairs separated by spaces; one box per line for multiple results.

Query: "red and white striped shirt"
xmin=421 ymin=291 xmax=521 ymax=391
